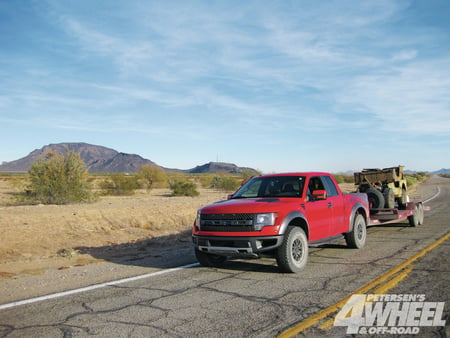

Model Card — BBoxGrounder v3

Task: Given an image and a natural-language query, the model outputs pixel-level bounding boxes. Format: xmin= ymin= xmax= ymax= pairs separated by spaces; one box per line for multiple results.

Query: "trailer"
xmin=369 ymin=201 xmax=429 ymax=227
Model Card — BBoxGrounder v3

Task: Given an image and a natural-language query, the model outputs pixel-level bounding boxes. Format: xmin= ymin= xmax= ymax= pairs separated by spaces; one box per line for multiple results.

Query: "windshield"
xmin=232 ymin=176 xmax=305 ymax=198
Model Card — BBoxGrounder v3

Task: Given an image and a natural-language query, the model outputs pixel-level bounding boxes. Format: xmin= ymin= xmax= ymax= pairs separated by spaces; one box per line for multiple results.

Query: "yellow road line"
xmin=277 ymin=232 xmax=450 ymax=338
xmin=318 ymin=265 xmax=413 ymax=330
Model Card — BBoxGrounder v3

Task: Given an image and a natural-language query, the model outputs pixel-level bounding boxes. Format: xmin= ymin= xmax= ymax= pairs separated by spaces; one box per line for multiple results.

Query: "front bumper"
xmin=192 ymin=235 xmax=284 ymax=258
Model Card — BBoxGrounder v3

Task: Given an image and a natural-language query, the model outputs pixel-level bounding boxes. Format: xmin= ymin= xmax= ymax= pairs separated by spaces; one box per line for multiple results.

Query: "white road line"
xmin=0 ymin=262 xmax=199 ymax=311
xmin=0 ymin=185 xmax=441 ymax=312
xmin=424 ymin=186 xmax=440 ymax=203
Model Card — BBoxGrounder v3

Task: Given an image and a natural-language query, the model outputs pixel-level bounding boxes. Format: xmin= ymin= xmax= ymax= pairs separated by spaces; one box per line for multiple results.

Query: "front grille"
xmin=200 ymin=213 xmax=255 ymax=232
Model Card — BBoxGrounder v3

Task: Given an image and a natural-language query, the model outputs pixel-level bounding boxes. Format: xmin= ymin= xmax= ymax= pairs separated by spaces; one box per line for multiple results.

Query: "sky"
xmin=1 ymin=0 xmax=449 ymax=173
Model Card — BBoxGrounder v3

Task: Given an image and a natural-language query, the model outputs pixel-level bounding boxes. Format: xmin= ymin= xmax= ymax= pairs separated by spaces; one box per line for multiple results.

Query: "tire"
xmin=417 ymin=203 xmax=424 ymax=225
xmin=276 ymin=226 xmax=308 ymax=273
xmin=366 ymin=188 xmax=385 ymax=210
xmin=383 ymin=188 xmax=395 ymax=209
xmin=345 ymin=214 xmax=367 ymax=249
xmin=408 ymin=204 xmax=423 ymax=227
xmin=195 ymin=249 xmax=227 ymax=267
xmin=398 ymin=188 xmax=408 ymax=209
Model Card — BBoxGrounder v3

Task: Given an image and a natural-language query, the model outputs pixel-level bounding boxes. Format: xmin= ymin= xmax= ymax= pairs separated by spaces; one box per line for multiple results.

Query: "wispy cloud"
xmin=1 ymin=0 xmax=449 ymax=170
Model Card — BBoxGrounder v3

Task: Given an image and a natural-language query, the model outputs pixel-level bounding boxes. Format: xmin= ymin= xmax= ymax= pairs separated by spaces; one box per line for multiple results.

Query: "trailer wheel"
xmin=276 ymin=226 xmax=308 ymax=273
xmin=367 ymin=188 xmax=385 ymax=210
xmin=410 ymin=203 xmax=424 ymax=226
xmin=408 ymin=204 xmax=421 ymax=227
xmin=195 ymin=249 xmax=227 ymax=267
xmin=417 ymin=203 xmax=424 ymax=225
xmin=345 ymin=214 xmax=367 ymax=249
xmin=383 ymin=188 xmax=395 ymax=208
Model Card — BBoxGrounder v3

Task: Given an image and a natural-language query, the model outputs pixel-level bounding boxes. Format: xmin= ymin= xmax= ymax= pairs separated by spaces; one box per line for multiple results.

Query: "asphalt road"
xmin=0 ymin=176 xmax=448 ymax=337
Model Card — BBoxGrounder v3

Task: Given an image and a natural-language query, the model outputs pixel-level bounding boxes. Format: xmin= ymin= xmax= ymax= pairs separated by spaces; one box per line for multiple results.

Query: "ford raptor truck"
xmin=192 ymin=172 xmax=369 ymax=273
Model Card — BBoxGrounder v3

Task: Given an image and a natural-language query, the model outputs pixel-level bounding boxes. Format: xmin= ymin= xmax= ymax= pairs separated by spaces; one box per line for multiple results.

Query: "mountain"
xmin=0 ymin=143 xmax=157 ymax=173
xmin=188 ymin=162 xmax=259 ymax=175
xmin=432 ymin=168 xmax=450 ymax=174
xmin=0 ymin=143 xmax=258 ymax=175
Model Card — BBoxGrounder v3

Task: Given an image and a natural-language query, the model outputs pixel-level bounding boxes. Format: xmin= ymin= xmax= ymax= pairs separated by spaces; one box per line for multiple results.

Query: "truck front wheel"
xmin=195 ymin=249 xmax=227 ymax=267
xmin=276 ymin=226 xmax=308 ymax=273
xmin=345 ymin=214 xmax=367 ymax=249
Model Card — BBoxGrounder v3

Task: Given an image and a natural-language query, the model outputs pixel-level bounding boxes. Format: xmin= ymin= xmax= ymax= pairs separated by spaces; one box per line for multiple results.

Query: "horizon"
xmin=1 ymin=1 xmax=449 ymax=173
xmin=0 ymin=141 xmax=446 ymax=174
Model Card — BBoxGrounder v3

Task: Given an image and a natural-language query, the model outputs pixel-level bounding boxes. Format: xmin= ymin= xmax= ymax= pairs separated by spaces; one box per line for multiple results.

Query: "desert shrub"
xmin=210 ymin=174 xmax=241 ymax=192
xmin=405 ymin=172 xmax=429 ymax=187
xmin=241 ymin=169 xmax=259 ymax=182
xmin=27 ymin=150 xmax=95 ymax=204
xmin=334 ymin=174 xmax=354 ymax=184
xmin=169 ymin=180 xmax=199 ymax=196
xmin=199 ymin=174 xmax=214 ymax=188
xmin=99 ymin=174 xmax=139 ymax=195
xmin=137 ymin=165 xmax=167 ymax=190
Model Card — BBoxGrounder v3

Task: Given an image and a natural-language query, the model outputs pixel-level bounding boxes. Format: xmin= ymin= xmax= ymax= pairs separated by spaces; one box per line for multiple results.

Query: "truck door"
xmin=305 ymin=176 xmax=333 ymax=240
xmin=321 ymin=175 xmax=346 ymax=235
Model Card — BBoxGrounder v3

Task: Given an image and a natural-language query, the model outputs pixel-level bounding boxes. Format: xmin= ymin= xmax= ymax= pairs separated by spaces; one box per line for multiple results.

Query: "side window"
xmin=322 ymin=175 xmax=339 ymax=197
xmin=308 ymin=176 xmax=325 ymax=195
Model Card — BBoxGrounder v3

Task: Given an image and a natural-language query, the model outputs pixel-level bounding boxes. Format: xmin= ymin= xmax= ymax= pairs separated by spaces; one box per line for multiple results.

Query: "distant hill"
xmin=432 ymin=168 xmax=450 ymax=174
xmin=0 ymin=143 xmax=157 ymax=173
xmin=188 ymin=162 xmax=259 ymax=175
xmin=0 ymin=143 xmax=258 ymax=175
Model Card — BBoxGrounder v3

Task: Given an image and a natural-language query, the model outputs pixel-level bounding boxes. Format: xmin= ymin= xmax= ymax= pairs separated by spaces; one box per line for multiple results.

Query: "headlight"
xmin=195 ymin=211 xmax=201 ymax=229
xmin=254 ymin=213 xmax=276 ymax=230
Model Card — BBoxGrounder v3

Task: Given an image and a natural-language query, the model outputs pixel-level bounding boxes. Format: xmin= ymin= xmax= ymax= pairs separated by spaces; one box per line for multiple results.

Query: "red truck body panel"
xmin=193 ymin=172 xmax=369 ymax=246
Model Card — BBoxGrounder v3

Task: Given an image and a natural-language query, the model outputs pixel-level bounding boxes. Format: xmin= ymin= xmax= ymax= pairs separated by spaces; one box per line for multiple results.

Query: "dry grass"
xmin=0 ymin=177 xmax=358 ymax=277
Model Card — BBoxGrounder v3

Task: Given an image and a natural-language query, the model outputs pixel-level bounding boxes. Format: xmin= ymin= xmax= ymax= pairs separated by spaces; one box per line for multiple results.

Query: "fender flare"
xmin=348 ymin=202 xmax=369 ymax=232
xmin=279 ymin=211 xmax=309 ymax=237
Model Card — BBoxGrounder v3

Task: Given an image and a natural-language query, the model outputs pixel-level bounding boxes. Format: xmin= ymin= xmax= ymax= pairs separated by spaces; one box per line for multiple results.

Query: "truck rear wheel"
xmin=195 ymin=249 xmax=227 ymax=267
xmin=345 ymin=214 xmax=367 ymax=249
xmin=276 ymin=226 xmax=308 ymax=273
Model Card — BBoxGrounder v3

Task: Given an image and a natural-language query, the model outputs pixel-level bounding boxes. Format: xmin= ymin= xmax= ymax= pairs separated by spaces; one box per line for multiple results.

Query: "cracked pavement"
xmin=0 ymin=176 xmax=449 ymax=337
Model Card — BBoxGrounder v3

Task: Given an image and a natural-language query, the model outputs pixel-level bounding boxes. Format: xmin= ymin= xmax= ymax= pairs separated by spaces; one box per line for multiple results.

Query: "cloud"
xmin=338 ymin=58 xmax=450 ymax=134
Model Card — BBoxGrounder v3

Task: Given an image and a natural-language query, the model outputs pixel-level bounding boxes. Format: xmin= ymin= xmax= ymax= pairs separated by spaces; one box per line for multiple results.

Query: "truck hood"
xmin=200 ymin=197 xmax=301 ymax=214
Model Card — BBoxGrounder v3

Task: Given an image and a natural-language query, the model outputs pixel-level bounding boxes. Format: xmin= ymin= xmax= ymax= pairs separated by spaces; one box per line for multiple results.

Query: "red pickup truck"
xmin=192 ymin=172 xmax=370 ymax=273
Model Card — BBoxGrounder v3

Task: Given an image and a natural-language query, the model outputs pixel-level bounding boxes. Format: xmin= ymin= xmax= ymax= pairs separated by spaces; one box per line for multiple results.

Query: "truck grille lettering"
xmin=200 ymin=213 xmax=256 ymax=232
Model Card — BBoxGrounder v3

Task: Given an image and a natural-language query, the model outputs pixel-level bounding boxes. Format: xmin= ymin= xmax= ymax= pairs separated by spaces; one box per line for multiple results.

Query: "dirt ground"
xmin=0 ymin=180 xmax=362 ymax=280
xmin=0 ymin=177 xmax=230 ymax=279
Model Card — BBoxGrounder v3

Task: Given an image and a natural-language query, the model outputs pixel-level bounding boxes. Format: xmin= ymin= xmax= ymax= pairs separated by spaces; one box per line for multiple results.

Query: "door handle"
xmin=328 ymin=202 xmax=332 ymax=208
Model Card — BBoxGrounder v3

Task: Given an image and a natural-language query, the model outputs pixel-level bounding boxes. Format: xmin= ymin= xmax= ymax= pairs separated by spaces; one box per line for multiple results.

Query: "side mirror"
xmin=311 ymin=189 xmax=327 ymax=201
xmin=227 ymin=194 xmax=234 ymax=200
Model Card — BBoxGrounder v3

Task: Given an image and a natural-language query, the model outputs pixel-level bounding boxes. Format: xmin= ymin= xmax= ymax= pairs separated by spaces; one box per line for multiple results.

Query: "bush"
xmin=210 ymin=174 xmax=241 ymax=192
xmin=169 ymin=180 xmax=199 ymax=196
xmin=334 ymin=174 xmax=354 ymax=184
xmin=99 ymin=174 xmax=140 ymax=196
xmin=137 ymin=165 xmax=167 ymax=190
xmin=27 ymin=150 xmax=94 ymax=204
xmin=405 ymin=172 xmax=429 ymax=187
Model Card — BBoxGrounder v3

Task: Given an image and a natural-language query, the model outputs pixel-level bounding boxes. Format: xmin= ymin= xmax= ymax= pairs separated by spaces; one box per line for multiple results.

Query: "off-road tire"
xmin=276 ymin=226 xmax=308 ymax=273
xmin=398 ymin=188 xmax=408 ymax=209
xmin=383 ymin=188 xmax=395 ymax=208
xmin=345 ymin=214 xmax=367 ymax=249
xmin=195 ymin=249 xmax=227 ymax=267
xmin=367 ymin=187 xmax=385 ymax=210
